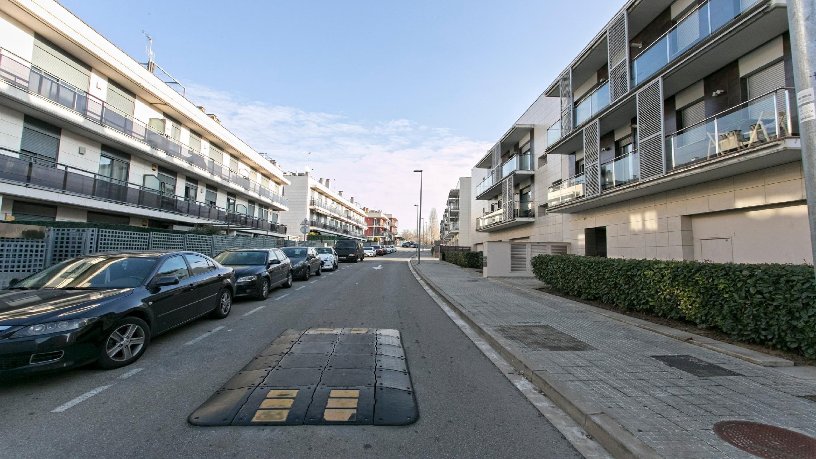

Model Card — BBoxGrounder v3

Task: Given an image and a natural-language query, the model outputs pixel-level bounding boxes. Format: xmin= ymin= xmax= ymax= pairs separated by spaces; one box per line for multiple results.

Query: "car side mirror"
xmin=8 ymin=278 xmax=19 ymax=287
xmin=151 ymin=276 xmax=180 ymax=288
xmin=268 ymin=259 xmax=281 ymax=266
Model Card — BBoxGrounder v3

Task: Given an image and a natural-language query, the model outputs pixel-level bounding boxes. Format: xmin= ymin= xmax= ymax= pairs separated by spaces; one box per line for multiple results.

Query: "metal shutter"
xmin=510 ymin=244 xmax=528 ymax=272
xmin=32 ymin=36 xmax=90 ymax=91
xmin=106 ymin=82 xmax=135 ymax=117
xmin=12 ymin=201 xmax=57 ymax=221
xmin=680 ymin=100 xmax=705 ymax=128
xmin=21 ymin=116 xmax=60 ymax=161
xmin=747 ymin=61 xmax=785 ymax=99
xmin=189 ymin=132 xmax=202 ymax=152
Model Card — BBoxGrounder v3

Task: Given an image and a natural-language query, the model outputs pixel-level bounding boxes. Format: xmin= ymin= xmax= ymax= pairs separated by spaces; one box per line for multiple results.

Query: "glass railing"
xmin=500 ymin=152 xmax=533 ymax=178
xmin=633 ymin=0 xmax=758 ymax=85
xmin=546 ymin=120 xmax=562 ymax=147
xmin=0 ymin=47 xmax=286 ymax=208
xmin=547 ymin=174 xmax=586 ymax=207
xmin=476 ymin=201 xmax=536 ymax=230
xmin=0 ymin=150 xmax=287 ymax=234
xmin=665 ymin=88 xmax=792 ymax=170
xmin=601 ymin=151 xmax=640 ymax=190
xmin=475 ymin=174 xmax=495 ymax=196
xmin=574 ymin=82 xmax=610 ymax=126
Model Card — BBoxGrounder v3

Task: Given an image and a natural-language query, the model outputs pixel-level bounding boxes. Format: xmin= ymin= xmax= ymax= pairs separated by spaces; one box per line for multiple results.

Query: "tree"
xmin=428 ymin=208 xmax=439 ymax=243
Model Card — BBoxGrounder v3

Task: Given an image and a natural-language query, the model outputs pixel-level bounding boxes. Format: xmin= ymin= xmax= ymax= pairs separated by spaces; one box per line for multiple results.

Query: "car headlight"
xmin=12 ymin=318 xmax=93 ymax=338
xmin=236 ymin=275 xmax=257 ymax=283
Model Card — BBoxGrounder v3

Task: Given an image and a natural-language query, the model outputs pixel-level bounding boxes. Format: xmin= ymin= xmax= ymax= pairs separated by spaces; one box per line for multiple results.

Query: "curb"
xmin=411 ymin=261 xmax=659 ymax=459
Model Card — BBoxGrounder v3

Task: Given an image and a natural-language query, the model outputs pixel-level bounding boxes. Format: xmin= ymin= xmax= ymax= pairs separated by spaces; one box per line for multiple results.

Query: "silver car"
xmin=315 ymin=247 xmax=338 ymax=271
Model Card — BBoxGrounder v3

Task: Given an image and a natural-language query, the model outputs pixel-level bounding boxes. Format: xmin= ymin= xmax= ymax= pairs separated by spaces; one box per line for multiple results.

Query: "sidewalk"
xmin=413 ymin=259 xmax=816 ymax=458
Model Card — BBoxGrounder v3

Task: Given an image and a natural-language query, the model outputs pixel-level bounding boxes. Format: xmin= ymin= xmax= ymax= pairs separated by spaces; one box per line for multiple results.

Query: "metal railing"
xmin=309 ymin=199 xmax=365 ymax=226
xmin=665 ymin=88 xmax=793 ymax=170
xmin=547 ymin=174 xmax=586 ymax=207
xmin=475 ymin=152 xmax=533 ymax=197
xmin=574 ymin=82 xmax=610 ymax=126
xmin=0 ymin=152 xmax=287 ymax=234
xmin=601 ymin=150 xmax=640 ymax=190
xmin=632 ymin=0 xmax=759 ymax=85
xmin=476 ymin=201 xmax=535 ymax=230
xmin=0 ymin=47 xmax=286 ymax=208
xmin=309 ymin=219 xmax=364 ymax=238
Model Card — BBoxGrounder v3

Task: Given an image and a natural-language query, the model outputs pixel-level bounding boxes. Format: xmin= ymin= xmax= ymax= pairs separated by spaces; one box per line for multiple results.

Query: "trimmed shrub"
xmin=531 ymin=255 xmax=816 ymax=358
xmin=443 ymin=250 xmax=483 ymax=269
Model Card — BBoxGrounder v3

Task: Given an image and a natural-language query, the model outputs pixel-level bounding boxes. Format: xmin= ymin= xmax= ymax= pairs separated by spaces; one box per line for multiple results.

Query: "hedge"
xmin=531 ymin=255 xmax=816 ymax=358
xmin=442 ymin=250 xmax=483 ymax=269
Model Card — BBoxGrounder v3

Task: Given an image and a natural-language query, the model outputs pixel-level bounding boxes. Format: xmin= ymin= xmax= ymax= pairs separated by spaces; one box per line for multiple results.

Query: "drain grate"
xmin=714 ymin=420 xmax=816 ymax=459
xmin=652 ymin=355 xmax=741 ymax=377
xmin=496 ymin=325 xmax=593 ymax=351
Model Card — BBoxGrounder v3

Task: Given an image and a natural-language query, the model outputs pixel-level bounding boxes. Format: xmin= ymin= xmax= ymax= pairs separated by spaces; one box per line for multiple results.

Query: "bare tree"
xmin=428 ymin=208 xmax=439 ymax=243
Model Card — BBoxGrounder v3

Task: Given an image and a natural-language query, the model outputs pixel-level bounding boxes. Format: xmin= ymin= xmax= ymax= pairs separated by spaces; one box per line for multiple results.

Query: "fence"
xmin=0 ymin=225 xmax=292 ymax=288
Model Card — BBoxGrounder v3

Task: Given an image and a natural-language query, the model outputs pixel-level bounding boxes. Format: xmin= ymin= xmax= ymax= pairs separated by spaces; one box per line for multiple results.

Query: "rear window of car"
xmin=315 ymin=248 xmax=332 ymax=254
xmin=335 ymin=240 xmax=357 ymax=248
xmin=214 ymin=251 xmax=266 ymax=266
xmin=282 ymin=247 xmax=307 ymax=258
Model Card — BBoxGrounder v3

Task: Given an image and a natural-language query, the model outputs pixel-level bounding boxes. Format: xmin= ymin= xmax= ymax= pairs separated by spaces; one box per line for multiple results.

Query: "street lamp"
xmin=413 ymin=170 xmax=423 ymax=264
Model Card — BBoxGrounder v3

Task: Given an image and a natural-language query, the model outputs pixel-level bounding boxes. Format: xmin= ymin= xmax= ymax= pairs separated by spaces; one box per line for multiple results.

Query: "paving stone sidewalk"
xmin=413 ymin=259 xmax=816 ymax=458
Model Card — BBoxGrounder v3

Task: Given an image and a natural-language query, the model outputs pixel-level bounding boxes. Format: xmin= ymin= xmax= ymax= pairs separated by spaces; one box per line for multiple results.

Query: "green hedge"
xmin=531 ymin=255 xmax=816 ymax=358
xmin=442 ymin=250 xmax=483 ymax=269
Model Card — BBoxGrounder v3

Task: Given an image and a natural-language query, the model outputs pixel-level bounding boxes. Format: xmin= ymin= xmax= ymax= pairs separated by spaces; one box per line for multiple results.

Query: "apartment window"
xmin=247 ymin=200 xmax=256 ymax=217
xmin=106 ymin=81 xmax=135 ymax=117
xmin=21 ymin=116 xmax=60 ymax=165
xmin=166 ymin=116 xmax=182 ymax=141
xmin=32 ymin=35 xmax=91 ymax=91
xmin=575 ymin=158 xmax=585 ymax=176
xmin=746 ymin=60 xmax=785 ymax=100
xmin=226 ymin=193 xmax=236 ymax=213
xmin=209 ymin=145 xmax=224 ymax=164
xmin=188 ymin=132 xmax=202 ymax=153
xmin=11 ymin=201 xmax=57 ymax=222
xmin=185 ymin=179 xmax=199 ymax=202
xmin=616 ymin=136 xmax=635 ymax=157
xmin=679 ymin=100 xmax=705 ymax=129
xmin=98 ymin=146 xmax=130 ymax=183
xmin=258 ymin=205 xmax=269 ymax=221
xmin=157 ymin=167 xmax=177 ymax=197
xmin=205 ymin=185 xmax=217 ymax=207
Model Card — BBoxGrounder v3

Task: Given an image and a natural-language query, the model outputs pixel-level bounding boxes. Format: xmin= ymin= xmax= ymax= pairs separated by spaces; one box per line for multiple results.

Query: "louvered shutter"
xmin=32 ymin=36 xmax=90 ymax=90
xmin=106 ymin=82 xmax=135 ymax=116
xmin=21 ymin=116 xmax=60 ymax=162
xmin=747 ymin=61 xmax=785 ymax=99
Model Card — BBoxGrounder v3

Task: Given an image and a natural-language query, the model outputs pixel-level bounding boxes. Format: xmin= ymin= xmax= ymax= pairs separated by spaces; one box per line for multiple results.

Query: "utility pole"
xmin=788 ymin=0 xmax=816 ymax=273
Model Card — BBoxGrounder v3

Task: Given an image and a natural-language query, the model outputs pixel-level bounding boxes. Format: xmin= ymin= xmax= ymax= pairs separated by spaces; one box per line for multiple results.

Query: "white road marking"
xmin=296 ymin=286 xmax=306 ymax=291
xmin=119 ymin=368 xmax=143 ymax=380
xmin=372 ymin=265 xmax=383 ymax=270
xmin=184 ymin=326 xmax=225 ymax=346
xmin=52 ymin=385 xmax=112 ymax=413
xmin=243 ymin=306 xmax=265 ymax=317
xmin=274 ymin=293 xmax=290 ymax=300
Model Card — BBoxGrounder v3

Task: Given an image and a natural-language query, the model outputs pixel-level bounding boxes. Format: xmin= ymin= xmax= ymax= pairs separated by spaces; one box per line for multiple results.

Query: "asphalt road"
xmin=0 ymin=249 xmax=581 ymax=459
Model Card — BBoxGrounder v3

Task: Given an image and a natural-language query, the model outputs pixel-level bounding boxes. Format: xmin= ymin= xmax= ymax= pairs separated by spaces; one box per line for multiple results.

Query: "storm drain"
xmin=188 ymin=328 xmax=418 ymax=426
xmin=496 ymin=325 xmax=593 ymax=351
xmin=714 ymin=420 xmax=816 ymax=459
xmin=652 ymin=355 xmax=741 ymax=377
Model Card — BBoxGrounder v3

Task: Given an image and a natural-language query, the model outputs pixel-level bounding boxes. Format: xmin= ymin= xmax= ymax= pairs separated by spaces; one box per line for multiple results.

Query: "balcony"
xmin=310 ymin=199 xmax=365 ymax=227
xmin=666 ymin=88 xmax=792 ymax=170
xmin=0 ymin=48 xmax=286 ymax=210
xmin=0 ymin=152 xmax=287 ymax=234
xmin=546 ymin=120 xmax=562 ymax=148
xmin=475 ymin=152 xmax=534 ymax=200
xmin=633 ymin=0 xmax=759 ymax=86
xmin=547 ymin=174 xmax=586 ymax=207
xmin=574 ymin=82 xmax=610 ymax=126
xmin=601 ymin=151 xmax=640 ymax=191
xmin=309 ymin=219 xmax=364 ymax=238
xmin=476 ymin=201 xmax=536 ymax=232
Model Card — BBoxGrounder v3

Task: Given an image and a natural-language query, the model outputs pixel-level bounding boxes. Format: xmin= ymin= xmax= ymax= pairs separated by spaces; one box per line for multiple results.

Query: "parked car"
xmin=363 ymin=246 xmax=376 ymax=257
xmin=387 ymin=245 xmax=396 ymax=253
xmin=372 ymin=245 xmax=385 ymax=256
xmin=334 ymin=239 xmax=364 ymax=263
xmin=315 ymin=247 xmax=339 ymax=271
xmin=281 ymin=246 xmax=322 ymax=280
xmin=214 ymin=248 xmax=292 ymax=300
xmin=0 ymin=251 xmax=235 ymax=376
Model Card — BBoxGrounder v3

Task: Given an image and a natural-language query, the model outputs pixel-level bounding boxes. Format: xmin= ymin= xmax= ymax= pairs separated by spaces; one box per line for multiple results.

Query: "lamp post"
xmin=413 ymin=170 xmax=423 ymax=264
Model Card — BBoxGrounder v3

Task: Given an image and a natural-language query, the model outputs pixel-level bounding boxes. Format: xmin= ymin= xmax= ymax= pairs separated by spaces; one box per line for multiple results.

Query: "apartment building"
xmin=365 ymin=209 xmax=397 ymax=243
xmin=440 ymin=188 xmax=460 ymax=244
xmin=543 ymin=0 xmax=808 ymax=264
xmin=280 ymin=174 xmax=366 ymax=241
xmin=0 ymin=0 xmax=289 ymax=236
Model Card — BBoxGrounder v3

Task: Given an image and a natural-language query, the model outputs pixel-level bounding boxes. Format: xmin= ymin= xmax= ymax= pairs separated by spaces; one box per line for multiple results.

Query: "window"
xmin=679 ymin=100 xmax=705 ymax=129
xmin=188 ymin=132 xmax=202 ymax=153
xmin=247 ymin=200 xmax=256 ymax=217
xmin=575 ymin=158 xmax=585 ymax=175
xmin=98 ymin=146 xmax=130 ymax=183
xmin=12 ymin=201 xmax=56 ymax=222
xmin=106 ymin=81 xmax=135 ymax=117
xmin=166 ymin=116 xmax=181 ymax=141
xmin=32 ymin=35 xmax=90 ymax=91
xmin=184 ymin=253 xmax=214 ymax=275
xmin=21 ymin=115 xmax=60 ymax=165
xmin=156 ymin=168 xmax=177 ymax=197
xmin=156 ymin=255 xmax=189 ymax=280
xmin=185 ymin=178 xmax=198 ymax=202
xmin=226 ymin=193 xmax=236 ymax=213
xmin=616 ymin=136 xmax=635 ymax=157
xmin=746 ymin=60 xmax=785 ymax=100
xmin=205 ymin=185 xmax=217 ymax=207
xmin=258 ymin=205 xmax=269 ymax=221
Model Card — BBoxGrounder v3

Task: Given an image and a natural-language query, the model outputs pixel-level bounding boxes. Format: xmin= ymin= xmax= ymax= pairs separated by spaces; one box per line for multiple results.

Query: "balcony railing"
xmin=574 ymin=82 xmax=610 ymax=126
xmin=0 ymin=47 xmax=286 ymax=208
xmin=633 ymin=0 xmax=759 ymax=85
xmin=666 ymin=88 xmax=792 ymax=170
xmin=476 ymin=201 xmax=535 ymax=231
xmin=547 ymin=174 xmax=586 ymax=207
xmin=476 ymin=152 xmax=533 ymax=197
xmin=310 ymin=199 xmax=365 ymax=226
xmin=309 ymin=219 xmax=364 ymax=238
xmin=0 ymin=152 xmax=287 ymax=234
xmin=601 ymin=151 xmax=640 ymax=190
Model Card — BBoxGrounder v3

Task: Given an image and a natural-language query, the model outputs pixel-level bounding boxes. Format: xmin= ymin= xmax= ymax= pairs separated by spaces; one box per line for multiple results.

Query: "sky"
xmin=60 ymin=0 xmax=624 ymax=234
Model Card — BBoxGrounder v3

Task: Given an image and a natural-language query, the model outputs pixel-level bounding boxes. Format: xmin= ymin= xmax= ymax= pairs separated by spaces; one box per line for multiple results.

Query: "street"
xmin=0 ymin=250 xmax=582 ymax=458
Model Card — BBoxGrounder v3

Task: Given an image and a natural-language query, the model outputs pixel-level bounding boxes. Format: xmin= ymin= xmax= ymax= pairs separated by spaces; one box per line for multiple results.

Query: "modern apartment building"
xmin=543 ymin=0 xmax=808 ymax=264
xmin=365 ymin=209 xmax=397 ymax=243
xmin=0 ymin=0 xmax=289 ymax=236
xmin=279 ymin=174 xmax=366 ymax=241
xmin=440 ymin=188 xmax=460 ymax=244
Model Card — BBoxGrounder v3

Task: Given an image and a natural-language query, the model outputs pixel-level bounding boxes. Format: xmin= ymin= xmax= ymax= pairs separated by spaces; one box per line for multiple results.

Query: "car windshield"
xmin=315 ymin=248 xmax=332 ymax=254
xmin=215 ymin=251 xmax=267 ymax=266
xmin=281 ymin=247 xmax=307 ymax=258
xmin=335 ymin=240 xmax=356 ymax=248
xmin=13 ymin=256 xmax=158 ymax=289
xmin=363 ymin=247 xmax=374 ymax=250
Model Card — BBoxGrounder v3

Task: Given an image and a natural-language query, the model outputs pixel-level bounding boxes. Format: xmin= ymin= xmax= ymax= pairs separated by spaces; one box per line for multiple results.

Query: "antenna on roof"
xmin=142 ymin=31 xmax=155 ymax=73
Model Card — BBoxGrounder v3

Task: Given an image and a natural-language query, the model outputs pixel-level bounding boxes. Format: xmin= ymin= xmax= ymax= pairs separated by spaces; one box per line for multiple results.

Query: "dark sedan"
xmin=214 ymin=248 xmax=292 ymax=300
xmin=280 ymin=246 xmax=322 ymax=280
xmin=0 ymin=251 xmax=235 ymax=377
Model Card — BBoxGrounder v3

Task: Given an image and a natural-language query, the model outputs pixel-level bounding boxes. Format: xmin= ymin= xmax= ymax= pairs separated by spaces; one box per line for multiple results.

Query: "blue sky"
xmin=61 ymin=0 xmax=624 ymax=232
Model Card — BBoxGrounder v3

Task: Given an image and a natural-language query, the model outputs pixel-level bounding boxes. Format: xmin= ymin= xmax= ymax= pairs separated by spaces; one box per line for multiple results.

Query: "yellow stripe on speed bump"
xmin=326 ymin=398 xmax=358 ymax=409
xmin=252 ymin=410 xmax=289 ymax=422
xmin=324 ymin=409 xmax=356 ymax=422
xmin=323 ymin=388 xmax=360 ymax=422
xmin=266 ymin=389 xmax=298 ymax=398
xmin=260 ymin=398 xmax=294 ymax=409
xmin=251 ymin=388 xmax=299 ymax=423
xmin=329 ymin=389 xmax=359 ymax=398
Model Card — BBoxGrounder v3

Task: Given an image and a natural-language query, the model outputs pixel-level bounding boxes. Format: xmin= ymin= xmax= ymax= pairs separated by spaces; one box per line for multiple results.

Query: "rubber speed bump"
xmin=188 ymin=328 xmax=418 ymax=426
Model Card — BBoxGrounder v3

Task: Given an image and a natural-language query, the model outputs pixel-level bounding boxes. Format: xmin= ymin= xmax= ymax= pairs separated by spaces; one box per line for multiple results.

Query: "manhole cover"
xmin=652 ymin=355 xmax=741 ymax=377
xmin=714 ymin=421 xmax=816 ymax=459
xmin=496 ymin=325 xmax=593 ymax=351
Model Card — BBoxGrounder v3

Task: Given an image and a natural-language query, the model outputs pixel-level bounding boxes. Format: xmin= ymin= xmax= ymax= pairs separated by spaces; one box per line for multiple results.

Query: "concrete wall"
xmin=0 ymin=10 xmax=34 ymax=60
xmin=0 ymin=105 xmax=24 ymax=152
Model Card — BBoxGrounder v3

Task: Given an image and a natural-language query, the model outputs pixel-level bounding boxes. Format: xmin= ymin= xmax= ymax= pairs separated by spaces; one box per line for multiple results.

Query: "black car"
xmin=214 ymin=248 xmax=292 ymax=300
xmin=0 ymin=251 xmax=235 ymax=377
xmin=280 ymin=246 xmax=322 ymax=280
xmin=334 ymin=239 xmax=364 ymax=262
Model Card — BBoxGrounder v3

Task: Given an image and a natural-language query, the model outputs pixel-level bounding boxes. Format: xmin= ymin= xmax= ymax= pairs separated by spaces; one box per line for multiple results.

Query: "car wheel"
xmin=333 ymin=262 xmax=338 ymax=270
xmin=210 ymin=289 xmax=233 ymax=319
xmin=303 ymin=268 xmax=310 ymax=281
xmin=255 ymin=278 xmax=270 ymax=300
xmin=282 ymin=272 xmax=293 ymax=288
xmin=97 ymin=317 xmax=150 ymax=369
xmin=316 ymin=265 xmax=322 ymax=276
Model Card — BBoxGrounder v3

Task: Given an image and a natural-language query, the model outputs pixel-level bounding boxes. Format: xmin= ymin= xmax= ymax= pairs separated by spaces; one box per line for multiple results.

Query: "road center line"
xmin=243 ymin=306 xmax=265 ymax=317
xmin=309 ymin=280 xmax=317 ymax=284
xmin=184 ymin=326 xmax=225 ymax=346
xmin=52 ymin=385 xmax=112 ymax=413
xmin=296 ymin=286 xmax=306 ymax=291
xmin=274 ymin=293 xmax=290 ymax=300
xmin=119 ymin=368 xmax=143 ymax=380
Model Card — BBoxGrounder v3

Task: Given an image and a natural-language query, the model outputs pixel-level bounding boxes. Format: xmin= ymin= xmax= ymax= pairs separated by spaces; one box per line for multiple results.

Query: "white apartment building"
xmin=0 ymin=0 xmax=289 ymax=236
xmin=279 ymin=174 xmax=366 ymax=241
